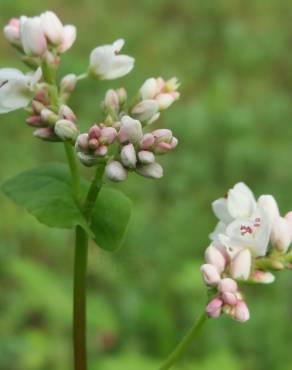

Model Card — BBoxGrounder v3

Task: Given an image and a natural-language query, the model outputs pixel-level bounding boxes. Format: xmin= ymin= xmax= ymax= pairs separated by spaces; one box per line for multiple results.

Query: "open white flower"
xmin=89 ymin=39 xmax=134 ymax=80
xmin=0 ymin=68 xmax=42 ymax=113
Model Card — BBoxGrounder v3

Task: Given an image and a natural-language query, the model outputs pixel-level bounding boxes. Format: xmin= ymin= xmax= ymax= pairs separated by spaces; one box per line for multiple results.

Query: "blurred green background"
xmin=1 ymin=0 xmax=292 ymax=369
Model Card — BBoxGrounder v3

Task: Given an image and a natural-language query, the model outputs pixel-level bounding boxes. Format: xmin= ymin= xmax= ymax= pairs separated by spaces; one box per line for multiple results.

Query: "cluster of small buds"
xmin=201 ymin=245 xmax=250 ymax=322
xmin=75 ymin=115 xmax=178 ymax=181
xmin=101 ymin=88 xmax=127 ymax=118
xmin=201 ymin=183 xmax=292 ymax=323
xmin=27 ymin=92 xmax=79 ymax=142
xmin=130 ymin=77 xmax=180 ymax=124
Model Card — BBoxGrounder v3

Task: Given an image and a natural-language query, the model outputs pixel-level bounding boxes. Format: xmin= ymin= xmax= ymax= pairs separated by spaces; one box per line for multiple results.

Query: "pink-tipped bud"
xmin=120 ymin=143 xmax=137 ymax=169
xmin=58 ymin=25 xmax=77 ymax=53
xmin=206 ymin=298 xmax=223 ymax=318
xmin=75 ymin=133 xmax=89 ymax=151
xmin=99 ymin=127 xmax=117 ymax=145
xmin=104 ymin=89 xmax=120 ymax=112
xmin=218 ymin=278 xmax=238 ymax=293
xmin=200 ymin=264 xmax=221 ymax=286
xmin=204 ymin=245 xmax=226 ymax=273
xmin=156 ymin=93 xmax=176 ymax=110
xmin=233 ymin=300 xmax=250 ymax=322
xmin=95 ymin=145 xmax=108 ymax=157
xmin=89 ymin=125 xmax=101 ymax=139
xmin=20 ymin=16 xmax=47 ymax=56
xmin=118 ymin=115 xmax=143 ymax=144
xmin=251 ymin=270 xmax=275 ymax=284
xmin=88 ymin=138 xmax=99 ymax=150
xmin=4 ymin=18 xmax=20 ymax=44
xmin=26 ymin=115 xmax=42 ymax=127
xmin=33 ymin=127 xmax=59 ymax=142
xmin=230 ymin=248 xmax=252 ymax=281
xmin=138 ymin=150 xmax=155 ymax=164
xmin=140 ymin=133 xmax=155 ymax=150
xmin=136 ymin=162 xmax=163 ymax=179
xmin=105 ymin=161 xmax=128 ymax=182
xmin=59 ymin=105 xmax=76 ymax=122
xmin=271 ymin=216 xmax=291 ymax=252
xmin=41 ymin=11 xmax=64 ymax=45
xmin=222 ymin=292 xmax=237 ymax=306
xmin=60 ymin=74 xmax=77 ymax=93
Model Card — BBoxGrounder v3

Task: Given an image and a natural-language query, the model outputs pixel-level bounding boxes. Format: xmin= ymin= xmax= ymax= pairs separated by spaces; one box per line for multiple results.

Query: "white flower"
xmin=20 ymin=16 xmax=47 ymax=56
xmin=89 ymin=39 xmax=134 ymax=80
xmin=0 ymin=68 xmax=42 ymax=113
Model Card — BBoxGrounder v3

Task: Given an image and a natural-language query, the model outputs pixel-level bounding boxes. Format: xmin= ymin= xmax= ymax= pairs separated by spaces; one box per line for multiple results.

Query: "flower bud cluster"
xmin=75 ymin=115 xmax=178 ymax=181
xmin=4 ymin=11 xmax=76 ymax=56
xmin=130 ymin=77 xmax=180 ymax=124
xmin=201 ymin=182 xmax=292 ymax=323
xmin=27 ymin=92 xmax=78 ymax=142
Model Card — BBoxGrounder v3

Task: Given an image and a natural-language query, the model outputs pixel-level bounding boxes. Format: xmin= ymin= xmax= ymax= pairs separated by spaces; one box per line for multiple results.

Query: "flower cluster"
xmin=75 ymin=115 xmax=178 ymax=181
xmin=1 ymin=10 xmax=179 ymax=183
xmin=201 ymin=183 xmax=292 ymax=322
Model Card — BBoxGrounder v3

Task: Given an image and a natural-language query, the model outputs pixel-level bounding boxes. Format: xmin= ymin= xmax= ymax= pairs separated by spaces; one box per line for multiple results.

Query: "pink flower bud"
xmin=41 ymin=108 xmax=59 ymax=124
xmin=99 ymin=127 xmax=117 ymax=145
xmin=59 ymin=105 xmax=76 ymax=122
xmin=152 ymin=129 xmax=173 ymax=140
xmin=140 ymin=133 xmax=155 ymax=150
xmin=33 ymin=127 xmax=59 ymax=141
xmin=136 ymin=162 xmax=163 ymax=179
xmin=230 ymin=249 xmax=252 ymax=281
xmin=138 ymin=150 xmax=155 ymax=164
xmin=76 ymin=133 xmax=89 ymax=151
xmin=88 ymin=138 xmax=99 ymax=150
xmin=60 ymin=74 xmax=77 ymax=93
xmin=26 ymin=115 xmax=42 ymax=126
xmin=120 ymin=143 xmax=137 ymax=169
xmin=131 ymin=99 xmax=159 ymax=122
xmin=271 ymin=217 xmax=291 ymax=252
xmin=104 ymin=89 xmax=120 ymax=111
xmin=20 ymin=16 xmax=47 ymax=56
xmin=58 ymin=25 xmax=77 ymax=53
xmin=89 ymin=125 xmax=101 ymax=139
xmin=222 ymin=292 xmax=237 ymax=306
xmin=105 ymin=161 xmax=128 ymax=182
xmin=118 ymin=115 xmax=143 ymax=144
xmin=204 ymin=245 xmax=226 ymax=273
xmin=251 ymin=270 xmax=275 ymax=284
xmin=218 ymin=278 xmax=238 ymax=293
xmin=233 ymin=300 xmax=250 ymax=322
xmin=200 ymin=264 xmax=221 ymax=285
xmin=206 ymin=297 xmax=223 ymax=318
xmin=156 ymin=93 xmax=176 ymax=110
xmin=95 ymin=145 xmax=108 ymax=157
xmin=4 ymin=18 xmax=20 ymax=44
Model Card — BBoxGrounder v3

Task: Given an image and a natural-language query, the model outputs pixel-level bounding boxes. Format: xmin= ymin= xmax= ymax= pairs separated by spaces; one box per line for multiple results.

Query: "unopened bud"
xmin=104 ymin=89 xmax=119 ymax=112
xmin=138 ymin=150 xmax=155 ymax=164
xmin=200 ymin=264 xmax=221 ymax=285
xmin=4 ymin=18 xmax=20 ymax=44
xmin=251 ymin=270 xmax=275 ymax=284
xmin=55 ymin=119 xmax=79 ymax=142
xmin=105 ymin=161 xmax=128 ymax=182
xmin=205 ymin=245 xmax=226 ymax=273
xmin=140 ymin=133 xmax=155 ymax=150
xmin=116 ymin=88 xmax=127 ymax=105
xmin=41 ymin=108 xmax=59 ymax=124
xmin=60 ymin=74 xmax=77 ymax=93
xmin=26 ymin=115 xmax=42 ymax=127
xmin=99 ymin=127 xmax=117 ymax=145
xmin=89 ymin=125 xmax=101 ymax=139
xmin=131 ymin=99 xmax=159 ymax=122
xmin=222 ymin=292 xmax=237 ymax=306
xmin=120 ymin=144 xmax=137 ymax=169
xmin=136 ymin=162 xmax=163 ymax=179
xmin=218 ymin=278 xmax=237 ymax=293
xmin=59 ymin=105 xmax=76 ymax=122
xmin=230 ymin=248 xmax=251 ymax=281
xmin=75 ymin=133 xmax=89 ymax=151
xmin=118 ymin=115 xmax=143 ymax=144
xmin=76 ymin=152 xmax=98 ymax=167
xmin=33 ymin=127 xmax=60 ymax=142
xmin=271 ymin=217 xmax=291 ymax=253
xmin=233 ymin=300 xmax=250 ymax=322
xmin=206 ymin=297 xmax=223 ymax=318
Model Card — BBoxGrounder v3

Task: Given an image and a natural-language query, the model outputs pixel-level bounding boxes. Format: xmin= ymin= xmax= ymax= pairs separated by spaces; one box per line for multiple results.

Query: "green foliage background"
xmin=1 ymin=0 xmax=292 ymax=369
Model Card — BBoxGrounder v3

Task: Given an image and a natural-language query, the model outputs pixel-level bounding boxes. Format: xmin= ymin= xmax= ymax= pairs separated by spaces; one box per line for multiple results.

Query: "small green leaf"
xmin=90 ymin=187 xmax=132 ymax=251
xmin=1 ymin=163 xmax=90 ymax=232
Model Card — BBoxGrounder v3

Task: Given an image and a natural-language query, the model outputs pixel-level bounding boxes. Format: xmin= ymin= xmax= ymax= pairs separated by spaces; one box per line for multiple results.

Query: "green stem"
xmin=73 ymin=225 xmax=88 ymax=370
xmin=159 ymin=312 xmax=208 ymax=370
xmin=83 ymin=164 xmax=106 ymax=220
xmin=64 ymin=142 xmax=81 ymax=203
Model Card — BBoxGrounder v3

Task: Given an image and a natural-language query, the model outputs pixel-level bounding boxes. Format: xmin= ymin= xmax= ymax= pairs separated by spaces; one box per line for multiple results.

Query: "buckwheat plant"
xmin=160 ymin=182 xmax=292 ymax=370
xmin=0 ymin=11 xmax=179 ymax=370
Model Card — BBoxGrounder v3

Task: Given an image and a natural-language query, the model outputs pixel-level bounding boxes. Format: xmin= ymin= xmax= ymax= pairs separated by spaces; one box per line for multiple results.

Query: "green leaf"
xmin=90 ymin=187 xmax=132 ymax=251
xmin=1 ymin=163 xmax=132 ymax=252
xmin=1 ymin=163 xmax=90 ymax=232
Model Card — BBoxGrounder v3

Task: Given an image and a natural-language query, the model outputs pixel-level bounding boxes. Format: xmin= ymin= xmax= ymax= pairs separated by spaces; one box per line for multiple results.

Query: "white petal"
xmin=103 ymin=55 xmax=134 ymax=80
xmin=59 ymin=25 xmax=77 ymax=52
xmin=227 ymin=182 xmax=256 ymax=219
xmin=230 ymin=248 xmax=252 ymax=280
xmin=212 ymin=198 xmax=232 ymax=224
xmin=41 ymin=11 xmax=64 ymax=44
